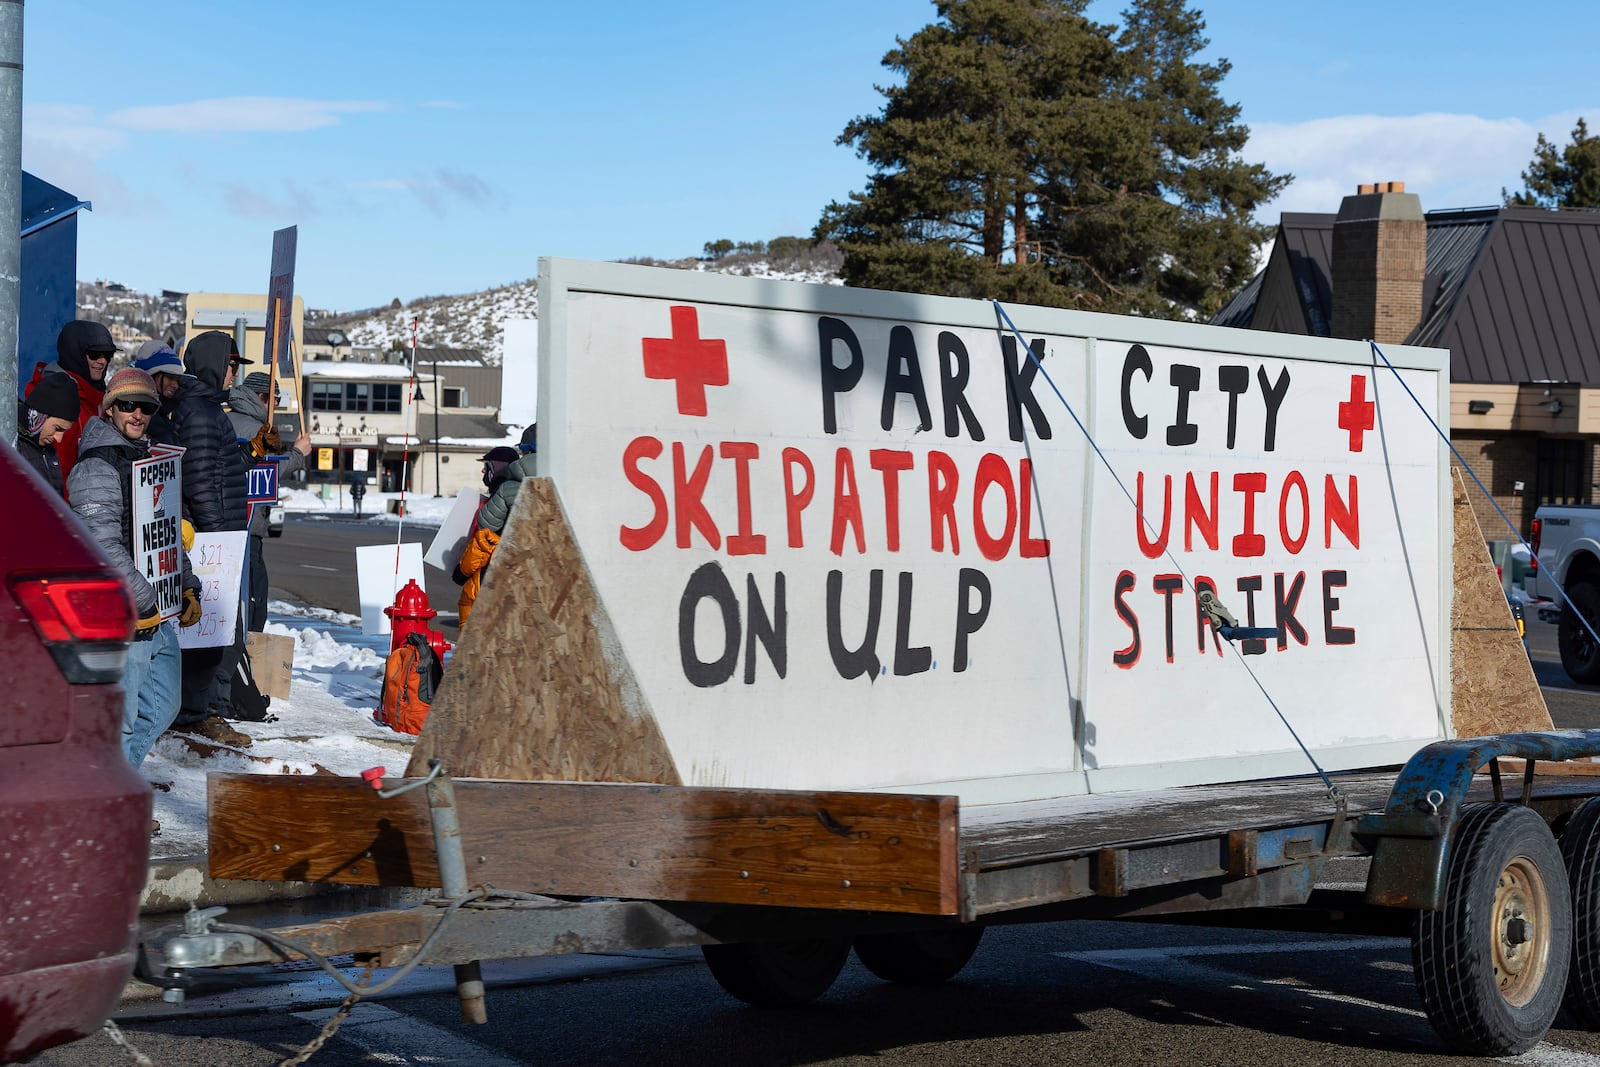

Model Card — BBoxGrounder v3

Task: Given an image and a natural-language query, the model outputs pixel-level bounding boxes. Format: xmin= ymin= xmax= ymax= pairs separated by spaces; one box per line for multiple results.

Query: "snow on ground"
xmin=145 ymin=599 xmax=424 ymax=858
xmin=277 ymin=487 xmax=462 ymax=526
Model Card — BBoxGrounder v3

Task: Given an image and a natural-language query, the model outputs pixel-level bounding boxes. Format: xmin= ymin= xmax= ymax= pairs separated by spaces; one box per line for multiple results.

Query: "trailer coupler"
xmin=1360 ymin=730 xmax=1600 ymax=909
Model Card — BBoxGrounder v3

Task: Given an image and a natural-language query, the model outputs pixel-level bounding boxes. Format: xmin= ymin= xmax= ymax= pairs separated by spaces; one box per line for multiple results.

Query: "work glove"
xmin=179 ymin=588 xmax=203 ymax=628
xmin=249 ymin=424 xmax=282 ymax=459
xmin=135 ymin=609 xmax=163 ymax=637
xmin=181 ymin=519 xmax=195 ymax=551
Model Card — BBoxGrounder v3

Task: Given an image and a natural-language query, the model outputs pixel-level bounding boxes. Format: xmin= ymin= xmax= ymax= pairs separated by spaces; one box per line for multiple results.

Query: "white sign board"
xmin=423 ymin=490 xmax=485 ymax=573
xmin=356 ymin=542 xmax=427 ymax=634
xmin=537 ymin=259 xmax=1452 ymax=803
xmin=179 ymin=531 xmax=248 ymax=648
xmin=500 ymin=316 xmax=539 ymax=427
xmin=130 ymin=444 xmax=186 ymax=620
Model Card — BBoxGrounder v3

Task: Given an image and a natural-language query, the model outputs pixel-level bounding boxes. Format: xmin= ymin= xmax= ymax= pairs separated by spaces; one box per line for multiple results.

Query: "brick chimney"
xmin=1331 ymin=181 xmax=1425 ymax=343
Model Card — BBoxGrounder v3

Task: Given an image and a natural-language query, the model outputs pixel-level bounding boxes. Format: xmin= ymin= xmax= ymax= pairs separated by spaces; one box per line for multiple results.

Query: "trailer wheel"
xmin=854 ymin=926 xmax=984 ymax=985
xmin=1412 ymin=804 xmax=1572 ymax=1055
xmin=1559 ymin=580 xmax=1600 ymax=683
xmin=1562 ymin=796 xmax=1600 ymax=1027
xmin=701 ymin=938 xmax=852 ymax=1007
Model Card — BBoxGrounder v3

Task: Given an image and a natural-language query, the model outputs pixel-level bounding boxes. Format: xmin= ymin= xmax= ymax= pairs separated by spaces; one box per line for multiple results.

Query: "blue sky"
xmin=23 ymin=0 xmax=1600 ymax=311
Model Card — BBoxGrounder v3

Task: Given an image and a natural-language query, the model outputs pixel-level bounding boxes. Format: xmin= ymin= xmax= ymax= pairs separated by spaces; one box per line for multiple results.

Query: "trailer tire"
xmin=1559 ymin=580 xmax=1600 ymax=683
xmin=1412 ymin=803 xmax=1572 ymax=1055
xmin=701 ymin=938 xmax=852 ymax=1007
xmin=854 ymin=926 xmax=984 ymax=985
xmin=1562 ymin=796 xmax=1600 ymax=1027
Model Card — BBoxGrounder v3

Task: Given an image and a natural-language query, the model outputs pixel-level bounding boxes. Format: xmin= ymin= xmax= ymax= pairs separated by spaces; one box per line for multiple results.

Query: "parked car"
xmin=267 ymin=492 xmax=286 ymax=537
xmin=0 ymin=442 xmax=150 ymax=1061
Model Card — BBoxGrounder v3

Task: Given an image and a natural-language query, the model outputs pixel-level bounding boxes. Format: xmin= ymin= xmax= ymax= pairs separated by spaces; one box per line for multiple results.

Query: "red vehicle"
xmin=0 ymin=441 xmax=150 ymax=1060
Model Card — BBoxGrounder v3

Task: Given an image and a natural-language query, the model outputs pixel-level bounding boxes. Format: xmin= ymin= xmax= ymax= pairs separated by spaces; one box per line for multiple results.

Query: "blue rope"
xmin=990 ymin=300 xmax=1338 ymax=797
xmin=1367 ymin=339 xmax=1599 ymax=646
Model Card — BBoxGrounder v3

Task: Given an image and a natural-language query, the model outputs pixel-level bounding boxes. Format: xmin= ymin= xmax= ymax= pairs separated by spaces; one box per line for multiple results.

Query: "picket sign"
xmin=356 ymin=542 xmax=426 ymax=635
xmin=423 ymin=490 xmax=484 ymax=573
xmin=130 ymin=444 xmax=186 ymax=621
xmin=179 ymin=531 xmax=248 ymax=649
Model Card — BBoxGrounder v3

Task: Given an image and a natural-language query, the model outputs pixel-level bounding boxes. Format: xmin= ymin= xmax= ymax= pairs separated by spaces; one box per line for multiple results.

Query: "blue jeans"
xmin=122 ymin=620 xmax=182 ymax=767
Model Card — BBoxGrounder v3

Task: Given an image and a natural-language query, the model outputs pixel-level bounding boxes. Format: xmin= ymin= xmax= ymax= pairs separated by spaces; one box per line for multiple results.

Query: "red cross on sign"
xmin=641 ymin=305 xmax=728 ymax=417
xmin=1338 ymin=373 xmax=1376 ymax=452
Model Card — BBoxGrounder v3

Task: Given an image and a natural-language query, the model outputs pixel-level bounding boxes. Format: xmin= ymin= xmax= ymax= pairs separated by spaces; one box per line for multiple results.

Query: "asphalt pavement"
xmin=262 ymin=515 xmax=461 ymax=629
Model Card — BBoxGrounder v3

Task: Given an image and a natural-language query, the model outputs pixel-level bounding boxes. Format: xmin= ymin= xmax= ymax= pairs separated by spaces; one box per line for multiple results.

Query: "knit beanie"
xmin=25 ymin=371 xmax=80 ymax=421
xmin=242 ymin=371 xmax=276 ymax=394
xmin=101 ymin=368 xmax=160 ymax=412
xmin=133 ymin=345 xmax=185 ymax=377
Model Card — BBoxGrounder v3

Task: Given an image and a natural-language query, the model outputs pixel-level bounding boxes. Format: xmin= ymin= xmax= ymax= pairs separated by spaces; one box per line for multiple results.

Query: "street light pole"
xmin=432 ymin=347 xmax=441 ymax=497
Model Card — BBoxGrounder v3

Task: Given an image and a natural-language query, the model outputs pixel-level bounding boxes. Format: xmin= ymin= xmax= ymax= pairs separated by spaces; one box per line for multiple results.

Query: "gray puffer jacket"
xmin=228 ymin=386 xmax=306 ymax=538
xmin=478 ymin=453 xmax=537 ymax=535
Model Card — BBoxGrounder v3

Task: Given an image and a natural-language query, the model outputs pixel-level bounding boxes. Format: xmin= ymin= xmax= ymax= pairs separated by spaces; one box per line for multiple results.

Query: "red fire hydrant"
xmin=385 ymin=579 xmax=452 ymax=659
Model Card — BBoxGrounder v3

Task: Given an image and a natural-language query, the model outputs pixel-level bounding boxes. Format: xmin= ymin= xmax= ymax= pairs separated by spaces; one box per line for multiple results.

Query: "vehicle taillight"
xmin=1531 ymin=518 xmax=1542 ymax=573
xmin=7 ymin=572 xmax=134 ymax=684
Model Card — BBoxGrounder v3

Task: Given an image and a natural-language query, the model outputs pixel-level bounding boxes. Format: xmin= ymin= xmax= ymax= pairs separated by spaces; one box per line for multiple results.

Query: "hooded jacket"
xmin=168 ymin=351 xmax=249 ymax=533
xmin=227 ymin=385 xmax=305 ymax=537
xmin=477 ymin=453 xmax=536 ymax=535
xmin=31 ymin=323 xmax=115 ymax=485
xmin=14 ymin=398 xmax=63 ymax=495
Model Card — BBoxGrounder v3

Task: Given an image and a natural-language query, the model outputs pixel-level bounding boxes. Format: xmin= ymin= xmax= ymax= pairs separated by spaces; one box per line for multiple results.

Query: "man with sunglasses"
xmin=66 ymin=369 xmax=203 ymax=769
xmin=26 ymin=319 xmax=118 ymax=486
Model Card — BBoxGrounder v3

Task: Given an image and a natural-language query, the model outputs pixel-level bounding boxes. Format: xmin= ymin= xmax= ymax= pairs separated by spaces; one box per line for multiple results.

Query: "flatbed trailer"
xmin=148 ymin=732 xmax=1600 ymax=1056
xmin=143 ymin=257 xmax=1600 ymax=1056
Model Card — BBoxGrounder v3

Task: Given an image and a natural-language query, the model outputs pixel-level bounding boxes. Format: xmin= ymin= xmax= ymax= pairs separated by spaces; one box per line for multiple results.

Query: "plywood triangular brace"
xmin=1449 ymin=466 xmax=1551 ymax=737
xmin=407 ymin=478 xmax=681 ymax=784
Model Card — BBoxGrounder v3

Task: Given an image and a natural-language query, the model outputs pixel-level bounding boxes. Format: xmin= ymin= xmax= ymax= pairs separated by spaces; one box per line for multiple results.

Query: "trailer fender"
xmin=1361 ymin=730 xmax=1600 ymax=910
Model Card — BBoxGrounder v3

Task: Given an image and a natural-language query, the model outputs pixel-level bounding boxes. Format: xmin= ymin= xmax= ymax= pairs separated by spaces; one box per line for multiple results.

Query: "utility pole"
xmin=0 ymin=1 xmax=23 ymax=442
xmin=430 ymin=330 xmax=441 ymax=497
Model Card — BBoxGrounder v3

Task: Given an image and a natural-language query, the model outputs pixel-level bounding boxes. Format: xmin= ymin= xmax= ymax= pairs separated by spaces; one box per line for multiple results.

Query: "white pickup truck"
xmin=1529 ymin=504 xmax=1600 ymax=681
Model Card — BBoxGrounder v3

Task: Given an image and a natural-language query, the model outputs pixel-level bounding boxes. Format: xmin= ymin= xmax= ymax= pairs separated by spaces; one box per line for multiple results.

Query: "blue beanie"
xmin=134 ymin=345 xmax=185 ymax=377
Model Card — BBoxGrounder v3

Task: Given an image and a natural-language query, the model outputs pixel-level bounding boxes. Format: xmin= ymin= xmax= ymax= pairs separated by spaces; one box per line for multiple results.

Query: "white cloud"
xmin=1250 ymin=109 xmax=1599 ymax=215
xmin=108 ymin=97 xmax=387 ymax=134
xmin=351 ymin=170 xmax=501 ymax=214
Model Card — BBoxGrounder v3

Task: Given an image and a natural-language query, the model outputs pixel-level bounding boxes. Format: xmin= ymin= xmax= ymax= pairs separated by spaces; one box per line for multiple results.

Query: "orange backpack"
xmin=374 ymin=633 xmax=444 ymax=735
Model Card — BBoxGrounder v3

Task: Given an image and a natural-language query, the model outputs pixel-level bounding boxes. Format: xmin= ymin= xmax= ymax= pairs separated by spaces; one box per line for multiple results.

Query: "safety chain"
xmin=100 ymin=960 xmax=377 ymax=1067
xmin=103 ymin=1019 xmax=155 ymax=1066
xmin=277 ymin=961 xmax=377 ymax=1067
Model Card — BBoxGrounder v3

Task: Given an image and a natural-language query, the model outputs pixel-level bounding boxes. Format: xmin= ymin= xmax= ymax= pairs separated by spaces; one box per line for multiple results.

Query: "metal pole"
xmin=432 ymin=347 xmax=441 ymax=497
xmin=232 ymin=315 xmax=248 ymax=372
xmin=0 ymin=1 xmax=23 ymax=443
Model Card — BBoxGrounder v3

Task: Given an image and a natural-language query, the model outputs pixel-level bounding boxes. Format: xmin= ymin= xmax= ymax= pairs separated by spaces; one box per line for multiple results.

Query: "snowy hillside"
xmin=78 ymin=241 xmax=843 ymax=365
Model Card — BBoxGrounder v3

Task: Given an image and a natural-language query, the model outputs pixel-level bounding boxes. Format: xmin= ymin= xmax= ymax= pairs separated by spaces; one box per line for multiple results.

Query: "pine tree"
xmin=1505 ymin=119 xmax=1600 ymax=209
xmin=819 ymin=0 xmax=1286 ymax=318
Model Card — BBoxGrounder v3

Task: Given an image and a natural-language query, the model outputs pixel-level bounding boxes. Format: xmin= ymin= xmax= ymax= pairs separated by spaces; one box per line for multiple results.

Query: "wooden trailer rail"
xmin=208 ymin=774 xmax=960 ymax=916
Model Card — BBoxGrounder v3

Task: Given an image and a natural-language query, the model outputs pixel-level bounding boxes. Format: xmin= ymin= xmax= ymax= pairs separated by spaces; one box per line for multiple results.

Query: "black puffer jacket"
xmin=170 ymin=338 xmax=249 ymax=532
xmin=14 ymin=398 xmax=63 ymax=495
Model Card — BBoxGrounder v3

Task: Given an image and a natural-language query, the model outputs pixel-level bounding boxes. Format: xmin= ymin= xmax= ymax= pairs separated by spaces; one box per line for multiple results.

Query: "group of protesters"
xmin=15 ymin=320 xmax=311 ymax=783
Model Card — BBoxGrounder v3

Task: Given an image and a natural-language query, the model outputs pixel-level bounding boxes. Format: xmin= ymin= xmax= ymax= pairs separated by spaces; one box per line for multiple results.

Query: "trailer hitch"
xmin=364 ymin=759 xmax=488 ymax=1024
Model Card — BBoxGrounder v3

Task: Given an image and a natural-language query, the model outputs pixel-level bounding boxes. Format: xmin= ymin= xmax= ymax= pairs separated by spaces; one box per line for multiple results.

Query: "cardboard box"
xmin=246 ymin=631 xmax=295 ymax=699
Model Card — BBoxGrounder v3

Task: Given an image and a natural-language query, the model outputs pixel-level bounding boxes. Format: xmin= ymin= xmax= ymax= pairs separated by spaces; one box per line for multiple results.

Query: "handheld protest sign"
xmin=180 ymin=531 xmax=248 ymax=648
xmin=130 ymin=444 xmax=186 ymax=621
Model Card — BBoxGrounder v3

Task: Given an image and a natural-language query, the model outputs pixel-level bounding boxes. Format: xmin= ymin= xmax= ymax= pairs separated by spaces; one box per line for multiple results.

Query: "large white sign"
xmin=537 ymin=260 xmax=1452 ymax=802
xmin=130 ymin=444 xmax=186 ymax=621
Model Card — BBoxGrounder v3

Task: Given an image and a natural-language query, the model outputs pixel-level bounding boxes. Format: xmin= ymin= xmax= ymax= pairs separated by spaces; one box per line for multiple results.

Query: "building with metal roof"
xmin=1212 ymin=183 xmax=1600 ymax=536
